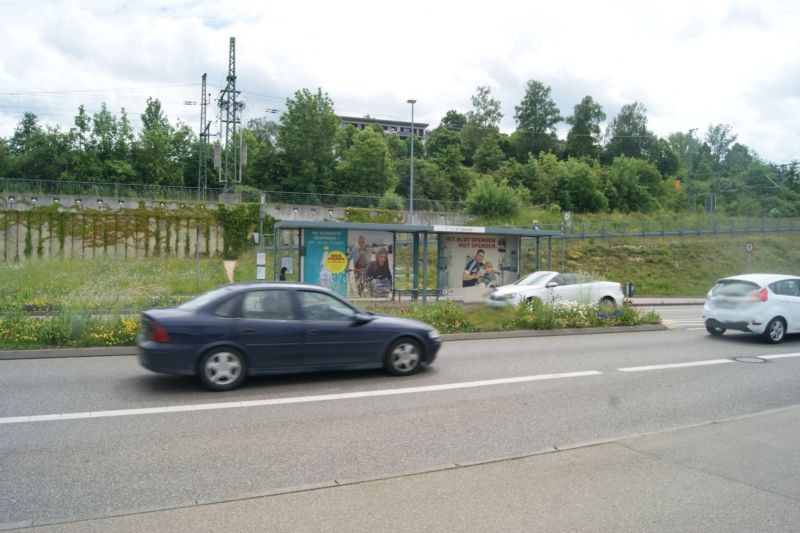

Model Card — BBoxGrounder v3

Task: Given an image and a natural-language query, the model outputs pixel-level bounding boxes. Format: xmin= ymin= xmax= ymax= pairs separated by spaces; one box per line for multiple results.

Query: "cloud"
xmin=1 ymin=0 xmax=798 ymax=163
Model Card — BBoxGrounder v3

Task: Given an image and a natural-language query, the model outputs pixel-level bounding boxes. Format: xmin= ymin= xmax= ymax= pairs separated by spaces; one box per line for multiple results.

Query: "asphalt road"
xmin=2 ymin=326 xmax=800 ymax=530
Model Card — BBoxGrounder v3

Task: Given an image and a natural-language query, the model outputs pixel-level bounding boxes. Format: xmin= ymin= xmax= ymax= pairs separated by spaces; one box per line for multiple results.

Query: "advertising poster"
xmin=302 ymin=229 xmax=348 ymax=296
xmin=345 ymin=231 xmax=394 ymax=298
xmin=437 ymin=234 xmax=520 ymax=302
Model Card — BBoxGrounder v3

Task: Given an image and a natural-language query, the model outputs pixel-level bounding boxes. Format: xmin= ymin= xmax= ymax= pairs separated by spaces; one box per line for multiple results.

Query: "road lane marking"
xmin=761 ymin=352 xmax=800 ymax=360
xmin=619 ymin=352 xmax=800 ymax=372
xmin=0 ymin=371 xmax=602 ymax=426
xmin=618 ymin=359 xmax=734 ymax=372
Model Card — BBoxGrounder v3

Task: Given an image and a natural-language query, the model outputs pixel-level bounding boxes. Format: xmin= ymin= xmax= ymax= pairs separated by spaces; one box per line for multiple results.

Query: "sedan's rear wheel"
xmin=705 ymin=322 xmax=726 ymax=336
xmin=763 ymin=317 xmax=786 ymax=344
xmin=385 ymin=338 xmax=423 ymax=376
xmin=199 ymin=347 xmax=247 ymax=391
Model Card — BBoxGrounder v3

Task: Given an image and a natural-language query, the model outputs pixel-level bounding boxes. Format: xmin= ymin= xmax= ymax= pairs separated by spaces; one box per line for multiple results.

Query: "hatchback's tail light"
xmin=749 ymin=288 xmax=768 ymax=302
xmin=147 ymin=321 xmax=170 ymax=343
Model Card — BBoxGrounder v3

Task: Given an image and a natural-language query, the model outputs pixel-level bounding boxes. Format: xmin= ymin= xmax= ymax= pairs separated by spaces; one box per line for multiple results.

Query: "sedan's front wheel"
xmin=385 ymin=338 xmax=423 ymax=376
xmin=199 ymin=347 xmax=248 ymax=391
xmin=705 ymin=322 xmax=726 ymax=336
xmin=763 ymin=317 xmax=786 ymax=344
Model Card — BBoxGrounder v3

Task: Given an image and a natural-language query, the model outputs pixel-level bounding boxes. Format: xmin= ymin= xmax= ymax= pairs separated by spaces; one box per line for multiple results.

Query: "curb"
xmin=0 ymin=346 xmax=137 ymax=361
xmin=441 ymin=324 xmax=666 ymax=342
xmin=0 ymin=325 xmax=667 ymax=361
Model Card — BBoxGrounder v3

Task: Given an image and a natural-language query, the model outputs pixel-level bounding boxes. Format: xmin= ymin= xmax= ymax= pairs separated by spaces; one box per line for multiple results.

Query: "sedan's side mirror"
xmin=352 ymin=313 xmax=376 ymax=325
xmin=546 ymin=282 xmax=559 ymax=288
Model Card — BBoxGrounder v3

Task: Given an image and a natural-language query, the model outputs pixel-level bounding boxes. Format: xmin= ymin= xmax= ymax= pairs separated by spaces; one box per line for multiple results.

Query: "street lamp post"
xmin=407 ymin=99 xmax=416 ymax=225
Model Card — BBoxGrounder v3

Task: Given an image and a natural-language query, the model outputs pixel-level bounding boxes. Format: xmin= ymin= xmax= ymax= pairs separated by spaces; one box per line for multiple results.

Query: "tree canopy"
xmin=2 ymin=83 xmax=795 ymax=218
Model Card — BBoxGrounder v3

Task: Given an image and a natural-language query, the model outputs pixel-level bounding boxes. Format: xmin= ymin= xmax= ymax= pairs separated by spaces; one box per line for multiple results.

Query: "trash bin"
xmin=624 ymin=281 xmax=635 ymax=298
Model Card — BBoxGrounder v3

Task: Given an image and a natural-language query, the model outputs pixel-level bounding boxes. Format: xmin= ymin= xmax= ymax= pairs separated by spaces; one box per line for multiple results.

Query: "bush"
xmin=466 ymin=176 xmax=523 ymax=220
xmin=378 ymin=191 xmax=406 ymax=211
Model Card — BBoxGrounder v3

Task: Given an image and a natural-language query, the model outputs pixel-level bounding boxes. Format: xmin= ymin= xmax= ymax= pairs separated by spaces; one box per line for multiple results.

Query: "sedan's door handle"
xmin=240 ymin=328 xmax=255 ymax=333
xmin=307 ymin=328 xmax=320 ymax=335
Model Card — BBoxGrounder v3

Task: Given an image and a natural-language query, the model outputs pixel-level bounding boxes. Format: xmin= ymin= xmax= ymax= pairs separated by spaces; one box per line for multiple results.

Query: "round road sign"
xmin=745 ymin=241 xmax=754 ymax=254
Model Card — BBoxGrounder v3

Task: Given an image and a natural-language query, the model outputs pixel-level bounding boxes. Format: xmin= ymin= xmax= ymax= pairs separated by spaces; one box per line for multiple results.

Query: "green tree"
xmin=242 ymin=117 xmax=284 ymax=190
xmin=426 ymin=124 xmax=462 ymax=159
xmin=8 ymin=123 xmax=73 ymax=182
xmin=558 ymin=159 xmax=607 ymax=213
xmin=565 ymin=96 xmax=605 ymax=159
xmin=526 ymin=152 xmax=562 ymax=206
xmin=441 ymin=109 xmax=467 ymax=132
xmin=9 ymin=112 xmax=40 ymax=155
xmin=69 ymin=104 xmax=101 ymax=181
xmin=73 ymin=105 xmax=91 ymax=152
xmin=132 ymin=98 xmax=183 ymax=185
xmin=432 ymin=144 xmax=471 ymax=200
xmin=461 ymin=86 xmax=503 ymax=165
xmin=277 ymin=88 xmax=339 ymax=193
xmin=705 ymin=123 xmax=737 ymax=171
xmin=603 ymin=156 xmax=663 ymax=212
xmin=513 ymin=80 xmax=562 ymax=159
xmin=473 ymin=133 xmax=505 ymax=173
xmin=336 ymin=127 xmax=395 ymax=195
xmin=602 ymin=102 xmax=655 ymax=163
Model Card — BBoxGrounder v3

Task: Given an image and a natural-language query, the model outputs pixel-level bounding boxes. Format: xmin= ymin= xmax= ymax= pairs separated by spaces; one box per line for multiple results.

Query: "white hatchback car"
xmin=703 ymin=273 xmax=800 ymax=343
xmin=486 ymin=271 xmax=624 ymax=308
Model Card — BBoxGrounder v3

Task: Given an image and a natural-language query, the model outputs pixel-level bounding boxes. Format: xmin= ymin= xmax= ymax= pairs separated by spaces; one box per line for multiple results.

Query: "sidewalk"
xmin=15 ymin=406 xmax=800 ymax=532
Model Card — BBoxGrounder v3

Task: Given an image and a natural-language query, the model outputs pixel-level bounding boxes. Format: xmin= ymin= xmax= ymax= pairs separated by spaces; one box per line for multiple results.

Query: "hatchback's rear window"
xmin=711 ymin=280 xmax=760 ymax=297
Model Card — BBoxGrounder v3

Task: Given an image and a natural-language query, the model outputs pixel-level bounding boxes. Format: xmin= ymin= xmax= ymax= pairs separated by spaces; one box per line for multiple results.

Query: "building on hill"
xmin=338 ymin=115 xmax=429 ymax=141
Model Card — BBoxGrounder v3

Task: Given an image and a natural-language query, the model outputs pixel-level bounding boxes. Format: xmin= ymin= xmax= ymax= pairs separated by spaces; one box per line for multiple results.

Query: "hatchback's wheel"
xmin=199 ymin=347 xmax=247 ymax=391
xmin=762 ymin=317 xmax=786 ymax=344
xmin=705 ymin=322 xmax=726 ymax=336
xmin=385 ymin=338 xmax=423 ymax=376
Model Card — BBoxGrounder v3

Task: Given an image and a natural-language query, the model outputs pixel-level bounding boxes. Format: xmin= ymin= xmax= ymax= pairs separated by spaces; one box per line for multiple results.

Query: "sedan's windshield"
xmin=513 ymin=272 xmax=554 ymax=286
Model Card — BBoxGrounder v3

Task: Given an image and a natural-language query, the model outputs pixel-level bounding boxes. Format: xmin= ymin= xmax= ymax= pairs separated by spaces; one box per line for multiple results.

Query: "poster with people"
xmin=437 ymin=233 xmax=520 ymax=302
xmin=345 ymin=231 xmax=394 ymax=298
xmin=302 ymin=229 xmax=348 ymax=296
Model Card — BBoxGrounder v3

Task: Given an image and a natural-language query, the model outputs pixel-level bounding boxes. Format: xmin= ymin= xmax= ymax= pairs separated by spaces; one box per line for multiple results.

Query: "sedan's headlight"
xmin=428 ymin=329 xmax=441 ymax=339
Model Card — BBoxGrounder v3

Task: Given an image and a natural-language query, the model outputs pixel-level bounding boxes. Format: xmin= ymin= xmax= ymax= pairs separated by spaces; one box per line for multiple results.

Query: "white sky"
xmin=1 ymin=0 xmax=799 ymax=164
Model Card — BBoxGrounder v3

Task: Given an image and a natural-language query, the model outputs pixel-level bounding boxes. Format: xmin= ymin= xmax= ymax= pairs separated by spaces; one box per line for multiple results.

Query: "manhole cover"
xmin=731 ymin=356 xmax=767 ymax=364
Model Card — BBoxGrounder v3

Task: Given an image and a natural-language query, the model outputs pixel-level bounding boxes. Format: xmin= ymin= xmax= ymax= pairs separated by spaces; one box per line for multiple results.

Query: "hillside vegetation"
xmin=553 ymin=233 xmax=798 ymax=296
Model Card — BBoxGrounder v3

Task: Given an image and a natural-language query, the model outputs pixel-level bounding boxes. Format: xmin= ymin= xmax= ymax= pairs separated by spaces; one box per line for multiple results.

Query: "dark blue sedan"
xmin=137 ymin=282 xmax=442 ymax=391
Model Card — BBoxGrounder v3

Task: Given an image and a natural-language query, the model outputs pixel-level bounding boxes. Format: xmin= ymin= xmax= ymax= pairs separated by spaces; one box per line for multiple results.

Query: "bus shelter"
xmin=273 ymin=221 xmax=560 ymax=303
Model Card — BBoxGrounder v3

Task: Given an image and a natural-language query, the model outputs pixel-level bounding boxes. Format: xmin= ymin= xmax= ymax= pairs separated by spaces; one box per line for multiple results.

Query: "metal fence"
xmin=556 ymin=218 xmax=800 ymax=240
xmin=0 ymin=178 xmax=466 ymax=212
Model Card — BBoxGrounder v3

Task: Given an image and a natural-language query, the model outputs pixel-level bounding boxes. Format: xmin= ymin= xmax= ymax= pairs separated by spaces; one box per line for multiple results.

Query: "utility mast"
xmin=197 ymin=73 xmax=212 ymax=201
xmin=217 ymin=37 xmax=245 ymax=189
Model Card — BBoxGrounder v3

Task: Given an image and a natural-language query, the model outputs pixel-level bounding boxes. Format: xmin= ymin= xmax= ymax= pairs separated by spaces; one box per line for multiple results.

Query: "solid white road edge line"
xmin=0 ymin=371 xmax=602 ymax=426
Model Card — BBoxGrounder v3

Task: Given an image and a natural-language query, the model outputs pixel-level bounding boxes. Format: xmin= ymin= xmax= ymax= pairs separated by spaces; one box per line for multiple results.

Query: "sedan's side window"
xmin=242 ymin=290 xmax=297 ymax=320
xmin=212 ymin=295 xmax=241 ymax=318
xmin=298 ymin=291 xmax=356 ymax=321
